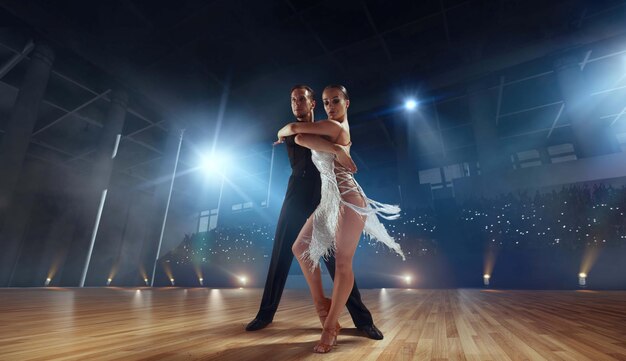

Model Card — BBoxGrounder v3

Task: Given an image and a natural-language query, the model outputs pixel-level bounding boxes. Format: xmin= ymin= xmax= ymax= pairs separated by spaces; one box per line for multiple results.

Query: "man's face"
xmin=291 ymin=88 xmax=315 ymax=119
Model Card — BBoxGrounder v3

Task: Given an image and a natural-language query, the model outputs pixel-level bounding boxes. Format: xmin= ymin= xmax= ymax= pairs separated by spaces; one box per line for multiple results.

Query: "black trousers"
xmin=255 ymin=175 xmax=373 ymax=327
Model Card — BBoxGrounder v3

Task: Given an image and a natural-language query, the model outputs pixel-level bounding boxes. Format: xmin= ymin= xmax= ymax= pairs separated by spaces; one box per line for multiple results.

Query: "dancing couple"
xmin=246 ymin=84 xmax=404 ymax=353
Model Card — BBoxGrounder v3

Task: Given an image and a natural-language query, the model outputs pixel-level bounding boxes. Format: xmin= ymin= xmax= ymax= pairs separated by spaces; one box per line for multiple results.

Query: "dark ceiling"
xmin=1 ymin=1 xmax=604 ymax=111
xmin=1 ymin=0 xmax=625 ymax=191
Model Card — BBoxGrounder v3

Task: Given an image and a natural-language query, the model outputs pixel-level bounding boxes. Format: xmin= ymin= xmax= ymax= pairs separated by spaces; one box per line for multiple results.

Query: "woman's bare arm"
xmin=277 ymin=120 xmax=342 ymax=140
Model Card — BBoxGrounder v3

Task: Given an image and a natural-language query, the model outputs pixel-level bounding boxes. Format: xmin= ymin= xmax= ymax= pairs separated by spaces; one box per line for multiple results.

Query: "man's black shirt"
xmin=285 ymin=135 xmax=319 ymax=178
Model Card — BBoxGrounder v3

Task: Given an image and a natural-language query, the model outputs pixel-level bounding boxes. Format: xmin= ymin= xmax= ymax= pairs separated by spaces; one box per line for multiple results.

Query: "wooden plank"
xmin=0 ymin=288 xmax=625 ymax=360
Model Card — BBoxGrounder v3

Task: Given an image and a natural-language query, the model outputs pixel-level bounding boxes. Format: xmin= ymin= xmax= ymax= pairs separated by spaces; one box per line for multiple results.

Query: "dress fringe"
xmin=303 ymin=150 xmax=405 ymax=270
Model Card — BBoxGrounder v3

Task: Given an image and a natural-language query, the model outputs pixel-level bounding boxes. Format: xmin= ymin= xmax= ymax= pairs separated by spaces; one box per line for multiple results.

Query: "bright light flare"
xmin=580 ymin=247 xmax=599 ymax=278
xmin=404 ymin=99 xmax=418 ymax=111
xmin=201 ymin=153 xmax=231 ymax=175
xmin=238 ymin=275 xmax=247 ymax=287
xmin=403 ymin=275 xmax=412 ymax=285
xmin=484 ymin=248 xmax=496 ymax=282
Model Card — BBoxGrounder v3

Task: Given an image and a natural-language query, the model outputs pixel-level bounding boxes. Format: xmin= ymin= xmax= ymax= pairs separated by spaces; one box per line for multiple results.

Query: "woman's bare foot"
xmin=313 ymin=326 xmax=340 ymax=353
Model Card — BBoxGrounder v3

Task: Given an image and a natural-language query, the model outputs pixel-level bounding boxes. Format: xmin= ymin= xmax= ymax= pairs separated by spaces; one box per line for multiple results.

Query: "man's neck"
xmin=296 ymin=113 xmax=314 ymax=123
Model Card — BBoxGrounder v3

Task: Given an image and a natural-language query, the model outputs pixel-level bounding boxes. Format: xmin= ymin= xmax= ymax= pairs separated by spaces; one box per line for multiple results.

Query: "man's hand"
xmin=334 ymin=144 xmax=357 ymax=173
xmin=273 ymin=137 xmax=285 ymax=146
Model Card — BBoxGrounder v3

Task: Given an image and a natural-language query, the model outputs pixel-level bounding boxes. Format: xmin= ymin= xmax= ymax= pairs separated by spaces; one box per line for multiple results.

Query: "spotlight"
xmin=199 ymin=277 xmax=204 ymax=286
xmin=201 ymin=153 xmax=230 ymax=175
xmin=238 ymin=275 xmax=247 ymax=287
xmin=45 ymin=277 xmax=51 ymax=287
xmin=144 ymin=278 xmax=149 ymax=286
xmin=578 ymin=273 xmax=587 ymax=287
xmin=483 ymin=274 xmax=491 ymax=286
xmin=403 ymin=275 xmax=412 ymax=285
xmin=106 ymin=278 xmax=112 ymax=286
xmin=404 ymin=99 xmax=418 ymax=111
xmin=170 ymin=278 xmax=175 ymax=286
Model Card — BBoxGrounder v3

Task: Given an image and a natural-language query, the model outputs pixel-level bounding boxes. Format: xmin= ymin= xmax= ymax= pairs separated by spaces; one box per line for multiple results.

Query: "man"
xmin=245 ymin=85 xmax=383 ymax=340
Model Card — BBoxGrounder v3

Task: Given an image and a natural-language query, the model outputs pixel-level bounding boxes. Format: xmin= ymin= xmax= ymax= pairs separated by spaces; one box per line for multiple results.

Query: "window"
xmin=232 ymin=202 xmax=254 ymax=213
xmin=198 ymin=210 xmax=210 ymax=233
xmin=419 ymin=168 xmax=443 ymax=189
xmin=443 ymin=163 xmax=470 ymax=186
xmin=198 ymin=209 xmax=219 ymax=232
xmin=208 ymin=209 xmax=218 ymax=231
xmin=513 ymin=149 xmax=542 ymax=169
xmin=548 ymin=143 xmax=577 ymax=163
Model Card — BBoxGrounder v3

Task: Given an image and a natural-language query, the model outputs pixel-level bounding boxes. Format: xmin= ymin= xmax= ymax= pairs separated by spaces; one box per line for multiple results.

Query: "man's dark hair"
xmin=290 ymin=85 xmax=315 ymax=100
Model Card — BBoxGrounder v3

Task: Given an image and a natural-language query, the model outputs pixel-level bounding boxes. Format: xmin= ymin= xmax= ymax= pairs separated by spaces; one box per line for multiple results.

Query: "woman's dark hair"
xmin=290 ymin=85 xmax=315 ymax=100
xmin=323 ymin=84 xmax=349 ymax=100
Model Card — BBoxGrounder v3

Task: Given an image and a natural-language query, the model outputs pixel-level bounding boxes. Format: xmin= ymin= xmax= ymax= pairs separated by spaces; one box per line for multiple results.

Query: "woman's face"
xmin=322 ymin=88 xmax=349 ymax=121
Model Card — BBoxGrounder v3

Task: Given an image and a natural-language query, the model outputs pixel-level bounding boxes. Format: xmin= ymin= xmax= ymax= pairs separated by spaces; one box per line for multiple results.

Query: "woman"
xmin=276 ymin=85 xmax=405 ymax=353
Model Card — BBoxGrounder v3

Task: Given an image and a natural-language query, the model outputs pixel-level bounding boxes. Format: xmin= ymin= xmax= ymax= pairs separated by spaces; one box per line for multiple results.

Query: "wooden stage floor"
xmin=0 ymin=288 xmax=625 ymax=361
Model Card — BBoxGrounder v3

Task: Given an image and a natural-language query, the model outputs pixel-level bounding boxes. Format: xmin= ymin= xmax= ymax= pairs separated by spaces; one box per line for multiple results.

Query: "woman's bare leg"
xmin=292 ymin=216 xmax=327 ymax=311
xmin=319 ymin=194 xmax=366 ymax=345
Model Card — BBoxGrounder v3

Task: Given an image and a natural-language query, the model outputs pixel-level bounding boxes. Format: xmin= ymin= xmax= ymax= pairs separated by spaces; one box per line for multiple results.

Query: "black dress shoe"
xmin=358 ymin=324 xmax=384 ymax=340
xmin=245 ymin=318 xmax=271 ymax=331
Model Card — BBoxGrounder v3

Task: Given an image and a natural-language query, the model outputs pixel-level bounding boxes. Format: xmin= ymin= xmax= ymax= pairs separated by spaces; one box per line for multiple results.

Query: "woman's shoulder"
xmin=315 ymin=119 xmax=345 ymax=136
xmin=318 ymin=119 xmax=349 ymax=133
xmin=321 ymin=119 xmax=350 ymax=145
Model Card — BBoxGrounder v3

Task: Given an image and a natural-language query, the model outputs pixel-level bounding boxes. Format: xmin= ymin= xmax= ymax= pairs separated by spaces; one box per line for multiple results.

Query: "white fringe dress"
xmin=302 ymin=149 xmax=406 ymax=269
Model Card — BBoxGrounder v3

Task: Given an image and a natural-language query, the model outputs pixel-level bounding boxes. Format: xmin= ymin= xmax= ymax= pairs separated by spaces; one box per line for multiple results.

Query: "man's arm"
xmin=294 ymin=134 xmax=357 ymax=173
